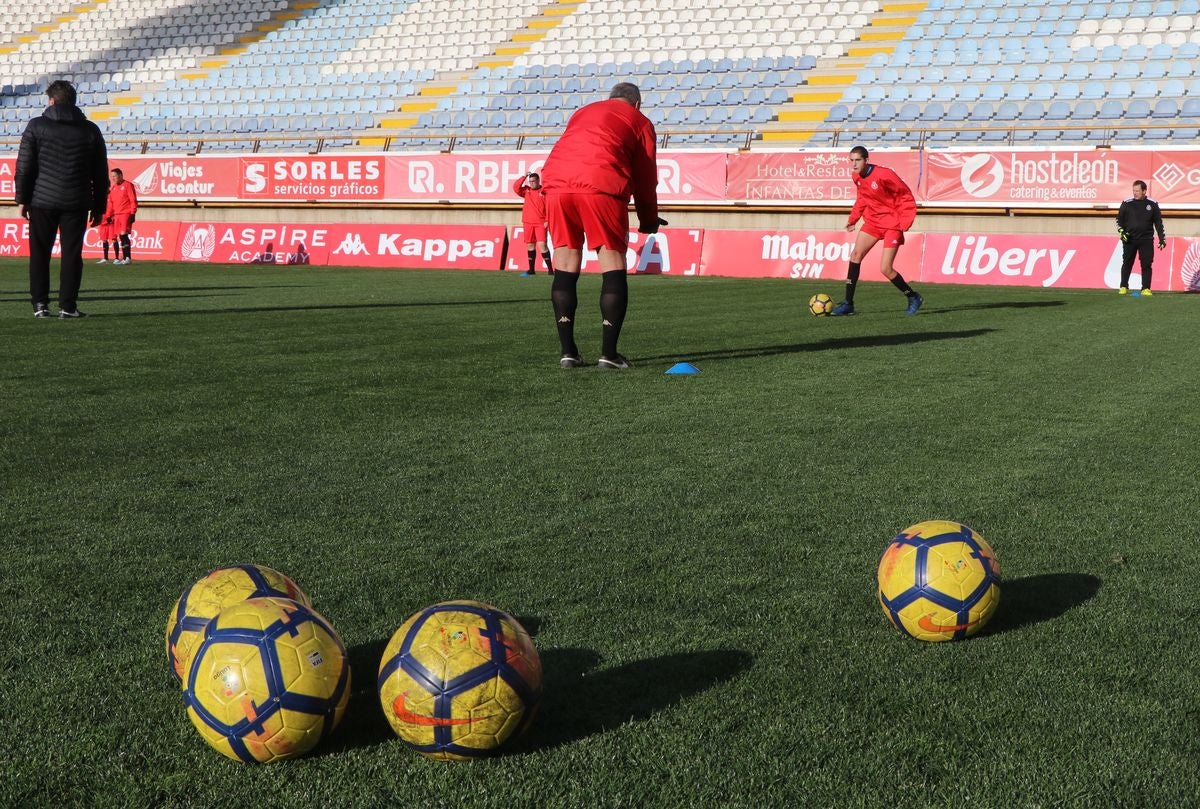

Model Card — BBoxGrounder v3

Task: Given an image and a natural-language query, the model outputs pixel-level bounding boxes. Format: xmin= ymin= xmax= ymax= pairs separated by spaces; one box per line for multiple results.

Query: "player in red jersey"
xmin=831 ymin=146 xmax=922 ymax=316
xmin=539 ymin=82 xmax=660 ymax=369
xmin=512 ymin=171 xmax=553 ymax=277
xmin=104 ymin=167 xmax=138 ymax=265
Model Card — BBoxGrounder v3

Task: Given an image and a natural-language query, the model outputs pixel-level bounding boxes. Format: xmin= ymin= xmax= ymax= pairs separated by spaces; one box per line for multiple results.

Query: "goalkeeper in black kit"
xmin=1116 ymin=180 xmax=1165 ymax=296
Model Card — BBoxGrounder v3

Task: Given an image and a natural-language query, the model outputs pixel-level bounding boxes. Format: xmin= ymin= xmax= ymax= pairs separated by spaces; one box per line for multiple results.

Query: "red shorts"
xmin=546 ymin=193 xmax=628 ymax=251
xmin=862 ymin=225 xmax=905 ymax=248
xmin=111 ymin=214 xmax=134 ymax=235
xmin=97 ymin=221 xmax=115 ymax=241
xmin=522 ymin=222 xmax=547 ymax=245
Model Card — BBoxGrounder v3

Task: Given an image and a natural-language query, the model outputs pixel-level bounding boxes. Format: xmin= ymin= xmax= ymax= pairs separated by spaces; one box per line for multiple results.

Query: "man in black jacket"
xmin=15 ymin=80 xmax=109 ymax=318
xmin=1116 ymin=180 xmax=1166 ymax=297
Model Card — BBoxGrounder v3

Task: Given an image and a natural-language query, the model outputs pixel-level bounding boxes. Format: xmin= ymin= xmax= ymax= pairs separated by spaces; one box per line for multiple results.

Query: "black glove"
xmin=1158 ymin=239 xmax=1166 ymax=249
xmin=128 ymin=214 xmax=135 ymax=226
xmin=1118 ymin=228 xmax=1128 ymax=242
xmin=638 ymin=217 xmax=669 ymax=234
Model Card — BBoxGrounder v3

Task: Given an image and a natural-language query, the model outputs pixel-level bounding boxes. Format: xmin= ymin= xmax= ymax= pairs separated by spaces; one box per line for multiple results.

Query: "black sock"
xmin=120 ymin=235 xmax=132 ymax=261
xmin=542 ymin=251 xmax=554 ymax=273
xmin=889 ymin=272 xmax=916 ymax=296
xmin=551 ymin=271 xmax=579 ymax=356
xmin=102 ymin=241 xmax=109 ymax=259
xmin=845 ymin=262 xmax=861 ymax=304
xmin=600 ymin=269 xmax=628 ymax=359
xmin=526 ymin=248 xmax=536 ymax=273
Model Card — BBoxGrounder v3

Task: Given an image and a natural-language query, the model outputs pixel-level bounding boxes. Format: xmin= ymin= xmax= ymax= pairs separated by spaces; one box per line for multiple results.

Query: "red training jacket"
xmin=848 ymin=164 xmax=916 ymax=232
xmin=512 ymin=176 xmax=547 ymax=225
xmin=539 ymin=98 xmax=658 ymax=227
xmin=105 ymin=179 xmax=138 ymax=218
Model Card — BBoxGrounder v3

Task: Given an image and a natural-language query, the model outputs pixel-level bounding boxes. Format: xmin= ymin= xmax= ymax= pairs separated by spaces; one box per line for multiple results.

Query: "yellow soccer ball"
xmin=377 ymin=600 xmax=542 ymax=761
xmin=183 ymin=597 xmax=350 ymax=762
xmin=808 ymin=293 xmax=834 ymax=316
xmin=877 ymin=520 xmax=1001 ymax=642
xmin=166 ymin=565 xmax=311 ymax=685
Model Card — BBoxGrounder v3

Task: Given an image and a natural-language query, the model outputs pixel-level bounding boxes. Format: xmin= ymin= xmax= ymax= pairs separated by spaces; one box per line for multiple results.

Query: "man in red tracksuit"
xmin=539 ymin=82 xmax=660 ymax=370
xmin=831 ymin=145 xmax=922 ymax=316
xmin=512 ymin=171 xmax=553 ymax=277
xmin=104 ymin=167 xmax=138 ymax=265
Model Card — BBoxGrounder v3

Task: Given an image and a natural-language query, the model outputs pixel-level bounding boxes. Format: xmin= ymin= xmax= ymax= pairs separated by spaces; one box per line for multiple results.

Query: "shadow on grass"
xmin=924 ymin=300 xmax=1067 ymax=315
xmin=635 ymin=328 xmax=996 ymax=364
xmin=90 ymin=298 xmax=544 ymax=317
xmin=321 ymin=636 xmax=395 ymax=756
xmin=519 ymin=648 xmax=754 ymax=752
xmin=984 ymin=573 xmax=1102 ymax=636
xmin=1 ymin=284 xmax=308 ymax=298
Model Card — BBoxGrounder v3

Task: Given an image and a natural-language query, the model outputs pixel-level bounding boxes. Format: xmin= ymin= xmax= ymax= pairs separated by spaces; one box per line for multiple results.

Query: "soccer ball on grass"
xmin=808 ymin=293 xmax=834 ymax=316
xmin=877 ymin=520 xmax=1001 ymax=641
xmin=166 ymin=564 xmax=311 ymax=684
xmin=183 ymin=596 xmax=350 ymax=762
xmin=377 ymin=600 xmax=542 ymax=761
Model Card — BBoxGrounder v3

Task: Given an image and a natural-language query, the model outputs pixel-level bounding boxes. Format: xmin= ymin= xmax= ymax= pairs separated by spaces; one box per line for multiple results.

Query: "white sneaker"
xmin=96 ymin=258 xmax=108 ymax=264
xmin=113 ymin=258 xmax=127 ymax=265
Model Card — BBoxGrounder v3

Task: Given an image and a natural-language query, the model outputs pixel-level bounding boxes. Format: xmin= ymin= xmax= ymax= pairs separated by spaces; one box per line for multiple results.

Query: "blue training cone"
xmin=665 ymin=362 xmax=701 ymax=375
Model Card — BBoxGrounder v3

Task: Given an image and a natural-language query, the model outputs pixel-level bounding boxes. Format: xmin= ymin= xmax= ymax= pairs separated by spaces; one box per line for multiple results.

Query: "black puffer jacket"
xmin=15 ymin=103 xmax=109 ymax=217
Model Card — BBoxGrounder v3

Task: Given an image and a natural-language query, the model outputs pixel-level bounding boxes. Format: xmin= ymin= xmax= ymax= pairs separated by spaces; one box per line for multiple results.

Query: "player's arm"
xmin=631 ymin=120 xmax=660 ymax=232
xmin=1116 ymin=202 xmax=1129 ymax=240
xmin=1154 ymin=203 xmax=1165 ymax=246
xmin=513 ymin=176 xmax=529 ymax=197
xmin=891 ymin=172 xmax=918 ymax=231
xmin=128 ymin=182 xmax=138 ymax=220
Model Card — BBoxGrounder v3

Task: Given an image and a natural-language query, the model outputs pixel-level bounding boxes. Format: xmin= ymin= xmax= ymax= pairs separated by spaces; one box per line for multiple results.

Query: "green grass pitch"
xmin=2 ymin=258 xmax=1197 ymax=806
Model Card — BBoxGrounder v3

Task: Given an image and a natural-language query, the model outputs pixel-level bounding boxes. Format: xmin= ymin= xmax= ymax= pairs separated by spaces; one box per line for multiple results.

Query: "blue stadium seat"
xmin=1045 ymin=101 xmax=1071 ymax=120
xmin=1073 ymin=100 xmax=1098 ymax=120
xmin=944 ymin=102 xmax=970 ymax=121
xmin=1097 ymin=100 xmax=1124 ymax=120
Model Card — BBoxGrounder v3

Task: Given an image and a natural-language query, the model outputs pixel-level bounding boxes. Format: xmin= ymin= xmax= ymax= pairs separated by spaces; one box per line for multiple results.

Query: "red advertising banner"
xmin=0 ymin=217 xmax=28 ymax=257
xmin=84 ymin=219 xmax=181 ymax=260
xmin=0 ymin=157 xmax=15 ymax=200
xmin=0 ymin=217 xmax=181 ymax=260
xmin=112 ymin=155 xmax=244 ymax=201
xmin=725 ymin=150 xmax=921 ymax=205
xmin=504 ymin=226 xmax=705 ymax=274
xmin=697 ymin=228 xmax=923 ymax=281
xmin=386 ymin=152 xmax=727 ymax=202
xmin=923 ymin=149 xmax=1153 ymax=207
xmin=1148 ymin=150 xmax=1200 ymax=206
xmin=504 ymin=225 xmax=700 ymax=276
xmin=238 ymin=155 xmax=386 ymax=201
xmin=1166 ymin=237 xmax=1200 ymax=292
xmin=173 ymin=221 xmax=505 ymax=269
xmin=921 ymin=233 xmax=1124 ymax=288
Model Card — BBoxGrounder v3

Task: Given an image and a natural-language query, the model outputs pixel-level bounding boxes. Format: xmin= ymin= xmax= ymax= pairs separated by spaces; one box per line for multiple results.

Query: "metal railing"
xmin=0 ymin=121 xmax=1179 ymax=154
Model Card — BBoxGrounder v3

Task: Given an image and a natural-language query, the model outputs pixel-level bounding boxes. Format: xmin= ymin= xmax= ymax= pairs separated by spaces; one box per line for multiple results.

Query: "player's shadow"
xmin=97 ymin=298 xmax=544 ymax=317
xmin=320 ymin=637 xmax=397 ymax=755
xmin=982 ymin=573 xmax=1102 ymax=636
xmin=923 ymin=300 xmax=1067 ymax=315
xmin=636 ymin=328 xmax=996 ymax=364
xmin=519 ymin=648 xmax=754 ymax=752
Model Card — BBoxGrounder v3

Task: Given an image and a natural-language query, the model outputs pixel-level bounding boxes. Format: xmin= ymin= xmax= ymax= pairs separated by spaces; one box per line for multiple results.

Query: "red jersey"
xmin=105 ymin=179 xmax=138 ymax=217
xmin=848 ymin=164 xmax=916 ymax=232
xmin=540 ymin=98 xmax=658 ymax=227
xmin=513 ymin=176 xmax=547 ymax=225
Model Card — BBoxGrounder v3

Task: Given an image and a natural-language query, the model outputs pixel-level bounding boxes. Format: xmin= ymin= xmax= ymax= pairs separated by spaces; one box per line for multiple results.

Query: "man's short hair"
xmin=609 ymin=83 xmax=642 ymax=106
xmin=46 ymin=80 xmax=76 ymax=106
xmin=850 ymin=145 xmax=869 ymax=159
xmin=1133 ymin=180 xmax=1147 ymax=192
xmin=111 ymin=168 xmax=124 ymax=178
xmin=528 ymin=172 xmax=540 ymax=181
